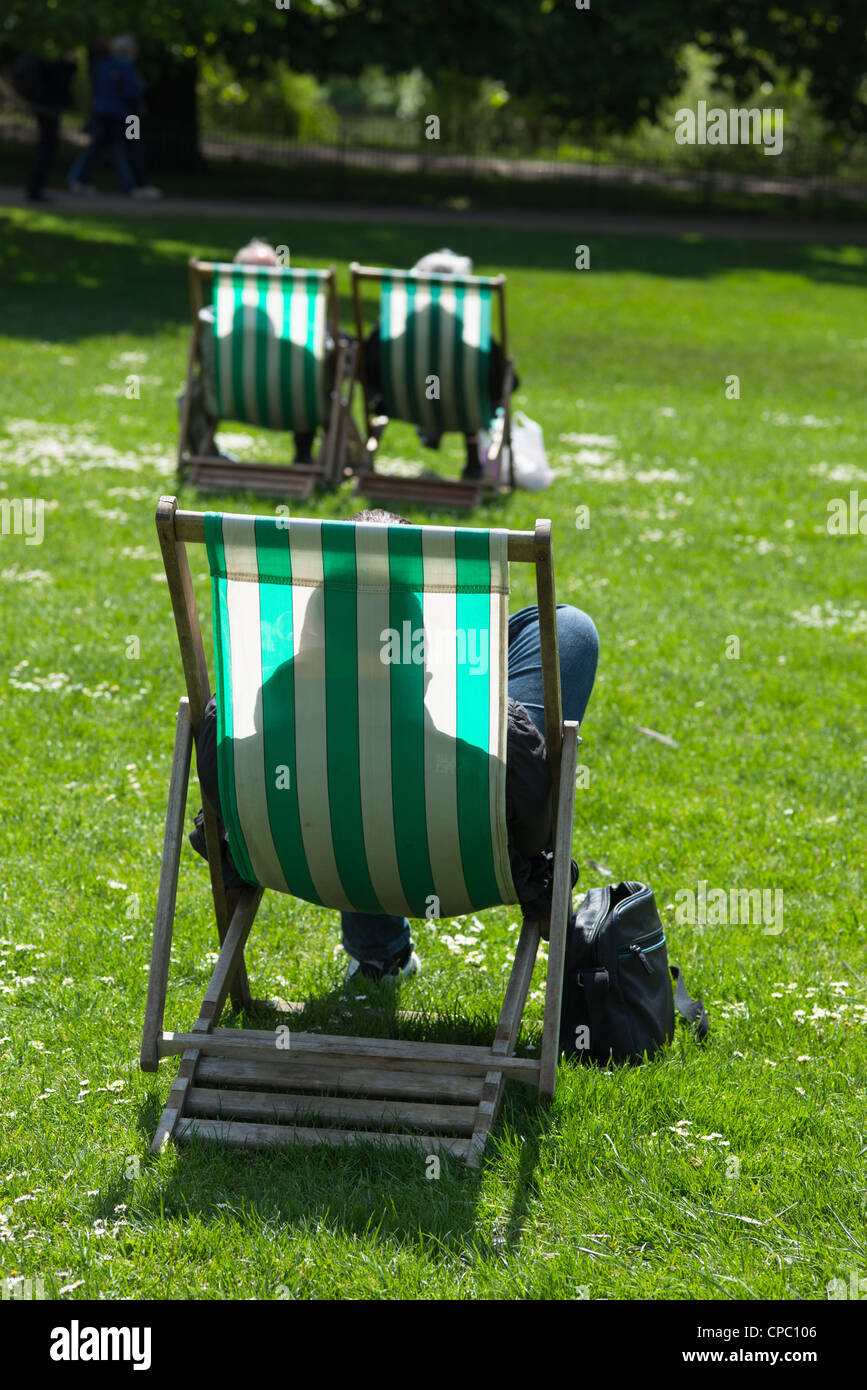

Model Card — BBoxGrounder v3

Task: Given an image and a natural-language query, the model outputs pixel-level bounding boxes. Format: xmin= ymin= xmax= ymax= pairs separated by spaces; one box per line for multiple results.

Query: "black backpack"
xmin=559 ymin=881 xmax=708 ymax=1065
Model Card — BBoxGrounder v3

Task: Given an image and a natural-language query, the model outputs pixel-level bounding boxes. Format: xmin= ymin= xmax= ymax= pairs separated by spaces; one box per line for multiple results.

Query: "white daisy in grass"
xmin=370 ymin=456 xmax=425 ymax=478
xmin=84 ymin=502 xmax=129 ymax=523
xmin=1 ymin=566 xmax=53 ymax=586
xmin=669 ymin=1120 xmax=693 ymax=1136
xmin=566 ymin=447 xmax=617 ymax=465
xmin=109 ymin=486 xmax=153 ymax=501
xmin=2 ymin=419 xmax=172 ymax=477
xmin=558 ymin=433 xmax=619 ymax=447
xmin=791 ymin=601 xmax=867 ymax=634
xmin=554 ymin=460 xmax=629 ymax=484
xmin=809 ymin=460 xmax=867 ymax=483
xmin=634 ymin=468 xmax=691 ymax=484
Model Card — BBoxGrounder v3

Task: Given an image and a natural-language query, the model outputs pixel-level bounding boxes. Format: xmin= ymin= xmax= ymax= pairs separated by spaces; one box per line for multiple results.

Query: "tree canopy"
xmin=2 ymin=0 xmax=864 ymax=138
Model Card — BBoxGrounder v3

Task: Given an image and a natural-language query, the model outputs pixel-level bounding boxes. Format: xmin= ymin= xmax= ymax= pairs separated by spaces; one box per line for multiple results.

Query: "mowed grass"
xmin=0 ymin=206 xmax=865 ymax=1301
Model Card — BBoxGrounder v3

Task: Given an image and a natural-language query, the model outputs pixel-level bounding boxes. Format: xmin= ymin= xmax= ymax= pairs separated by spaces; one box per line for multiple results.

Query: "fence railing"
xmin=2 ymin=102 xmax=866 ymax=208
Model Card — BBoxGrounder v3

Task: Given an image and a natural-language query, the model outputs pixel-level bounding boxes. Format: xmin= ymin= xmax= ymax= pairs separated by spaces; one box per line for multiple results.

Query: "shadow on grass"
xmin=1 ymin=207 xmax=865 ymax=351
xmin=123 ymin=988 xmax=555 ymax=1262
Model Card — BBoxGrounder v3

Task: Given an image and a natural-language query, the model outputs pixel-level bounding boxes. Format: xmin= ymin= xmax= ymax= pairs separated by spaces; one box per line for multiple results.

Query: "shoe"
xmin=462 ymin=438 xmax=483 ymax=480
xmin=344 ymin=942 xmax=420 ymax=984
xmin=131 ymin=185 xmax=162 ymax=199
xmin=68 ymin=181 xmax=97 ymax=195
xmin=26 ymin=191 xmax=54 ymax=203
xmin=189 ymin=808 xmax=256 ymax=891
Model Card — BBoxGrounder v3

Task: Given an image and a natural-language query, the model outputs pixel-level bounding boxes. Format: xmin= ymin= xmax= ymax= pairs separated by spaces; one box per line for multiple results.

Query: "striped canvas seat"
xmin=378 ymin=271 xmax=497 ymax=435
xmin=205 ymin=512 xmax=518 ymax=918
xmin=144 ymin=498 xmax=577 ymax=1160
xmin=211 ymin=264 xmax=331 ymax=433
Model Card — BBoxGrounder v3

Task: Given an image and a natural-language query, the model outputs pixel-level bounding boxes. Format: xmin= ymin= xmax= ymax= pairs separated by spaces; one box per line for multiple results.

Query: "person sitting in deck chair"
xmin=178 ymin=237 xmax=363 ymax=469
xmin=190 ymin=508 xmax=598 ymax=981
xmin=363 ymin=249 xmax=518 ymax=481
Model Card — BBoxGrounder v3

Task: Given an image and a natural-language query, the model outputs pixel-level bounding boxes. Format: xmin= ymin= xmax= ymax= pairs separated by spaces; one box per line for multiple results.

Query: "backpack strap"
xmin=579 ymin=966 xmax=634 ymax=1061
xmin=670 ymin=965 xmax=709 ymax=1041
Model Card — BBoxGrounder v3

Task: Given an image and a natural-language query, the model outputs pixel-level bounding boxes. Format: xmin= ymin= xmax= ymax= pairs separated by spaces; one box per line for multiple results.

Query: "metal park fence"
xmin=2 ymin=98 xmax=866 ymax=212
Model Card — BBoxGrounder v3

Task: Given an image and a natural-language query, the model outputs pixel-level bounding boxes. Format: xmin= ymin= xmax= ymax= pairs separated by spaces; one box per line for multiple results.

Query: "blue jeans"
xmin=68 ymin=115 xmax=142 ymax=192
xmin=341 ymin=603 xmax=599 ymax=964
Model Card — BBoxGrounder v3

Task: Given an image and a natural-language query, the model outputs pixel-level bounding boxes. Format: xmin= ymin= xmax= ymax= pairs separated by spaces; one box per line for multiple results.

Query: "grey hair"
xmin=110 ymin=35 xmax=137 ymax=60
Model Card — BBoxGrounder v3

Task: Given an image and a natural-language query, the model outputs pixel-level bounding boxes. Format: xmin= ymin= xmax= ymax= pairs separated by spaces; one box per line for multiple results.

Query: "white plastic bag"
xmin=509 ymin=410 xmax=553 ymax=491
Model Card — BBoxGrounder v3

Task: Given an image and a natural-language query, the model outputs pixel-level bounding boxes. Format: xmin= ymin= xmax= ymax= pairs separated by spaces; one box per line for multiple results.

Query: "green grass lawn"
xmin=0 ymin=206 xmax=865 ymax=1301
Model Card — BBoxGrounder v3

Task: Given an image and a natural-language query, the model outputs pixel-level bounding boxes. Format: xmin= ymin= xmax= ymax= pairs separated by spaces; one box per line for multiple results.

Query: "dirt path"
xmin=2 ymin=184 xmax=866 ymax=243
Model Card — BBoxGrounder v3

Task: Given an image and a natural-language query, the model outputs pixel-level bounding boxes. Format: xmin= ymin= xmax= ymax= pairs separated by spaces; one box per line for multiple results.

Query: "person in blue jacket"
xmin=67 ymin=35 xmax=161 ymax=197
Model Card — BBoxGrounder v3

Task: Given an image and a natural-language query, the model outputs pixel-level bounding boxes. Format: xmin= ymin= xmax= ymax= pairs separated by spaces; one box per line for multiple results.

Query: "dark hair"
xmin=349 ymin=508 xmax=410 ymax=525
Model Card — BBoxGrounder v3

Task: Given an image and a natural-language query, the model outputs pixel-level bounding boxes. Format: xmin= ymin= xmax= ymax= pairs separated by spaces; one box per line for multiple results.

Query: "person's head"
xmin=411 ymin=249 xmax=473 ymax=277
xmin=234 ymin=238 xmax=279 ymax=267
xmin=110 ymin=34 xmax=138 ymax=62
xmin=349 ymin=508 xmax=410 ymax=526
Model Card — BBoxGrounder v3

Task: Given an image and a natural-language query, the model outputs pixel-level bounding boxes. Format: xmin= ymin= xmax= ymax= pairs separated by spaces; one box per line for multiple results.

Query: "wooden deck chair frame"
xmin=141 ymin=496 xmax=578 ymax=1168
xmin=350 ymin=262 xmax=516 ymax=511
xmin=178 ymin=258 xmax=357 ymax=501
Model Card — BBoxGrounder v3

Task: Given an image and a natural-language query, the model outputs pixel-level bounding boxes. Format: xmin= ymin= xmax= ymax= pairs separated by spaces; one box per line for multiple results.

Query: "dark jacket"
xmin=91 ymin=57 xmax=144 ymax=118
xmin=197 ymin=692 xmax=557 ymax=916
xmin=13 ymin=55 xmax=76 ymax=113
xmin=363 ymin=326 xmax=515 ymax=417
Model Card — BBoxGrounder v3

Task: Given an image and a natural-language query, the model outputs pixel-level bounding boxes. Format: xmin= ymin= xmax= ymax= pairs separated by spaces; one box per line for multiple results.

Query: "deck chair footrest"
xmin=158 ymin=1029 xmax=541 ymax=1081
xmin=175 ymin=1117 xmax=470 ymax=1156
xmin=185 ymin=1086 xmax=477 ymax=1135
xmin=186 ymin=459 xmax=322 ymax=499
xmin=357 ymin=473 xmax=489 ymax=509
xmin=193 ymin=1056 xmax=486 ymax=1102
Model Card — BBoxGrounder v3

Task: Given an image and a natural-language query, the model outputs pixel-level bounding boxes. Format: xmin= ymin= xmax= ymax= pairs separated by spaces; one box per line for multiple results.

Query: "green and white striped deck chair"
xmin=142 ymin=497 xmax=579 ymax=1167
xmin=178 ymin=258 xmax=356 ymax=500
xmin=350 ymin=263 xmax=515 ymax=509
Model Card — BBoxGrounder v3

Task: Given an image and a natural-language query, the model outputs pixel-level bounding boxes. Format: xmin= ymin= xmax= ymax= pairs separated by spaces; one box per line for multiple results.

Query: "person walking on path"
xmin=13 ymin=49 xmax=78 ymax=203
xmin=67 ymin=35 xmax=161 ymax=198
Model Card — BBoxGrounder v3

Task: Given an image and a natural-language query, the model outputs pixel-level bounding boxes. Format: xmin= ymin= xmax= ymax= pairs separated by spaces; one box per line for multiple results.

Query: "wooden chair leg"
xmin=317 ymin=339 xmax=345 ymax=485
xmin=487 ymin=360 xmax=514 ymax=496
xmin=196 ymin=887 xmax=263 ymax=1030
xmin=200 ymin=798 xmax=252 ymax=1010
xmin=141 ymin=697 xmax=192 ymax=1072
xmin=177 ymin=328 xmax=200 ymax=476
xmin=334 ymin=339 xmax=359 ymax=480
xmin=539 ymin=720 xmax=579 ymax=1100
xmin=467 ymin=916 xmax=541 ymax=1167
xmin=150 ymin=887 xmax=262 ymax=1154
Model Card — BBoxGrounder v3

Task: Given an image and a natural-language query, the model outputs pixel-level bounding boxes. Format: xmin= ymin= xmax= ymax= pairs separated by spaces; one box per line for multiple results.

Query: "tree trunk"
xmin=140 ymin=50 xmax=202 ymax=174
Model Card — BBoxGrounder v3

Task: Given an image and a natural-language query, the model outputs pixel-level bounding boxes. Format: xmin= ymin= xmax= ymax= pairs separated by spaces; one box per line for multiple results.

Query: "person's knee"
xmin=556 ymin=604 xmax=599 ymax=661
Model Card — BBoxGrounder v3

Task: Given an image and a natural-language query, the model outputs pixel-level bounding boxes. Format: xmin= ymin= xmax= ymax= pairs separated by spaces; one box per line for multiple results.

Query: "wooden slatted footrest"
xmin=186 ymin=458 xmax=322 ymax=499
xmin=155 ymin=1024 xmax=539 ymax=1162
xmin=194 ymin=1056 xmax=486 ymax=1103
xmin=158 ymin=1028 xmax=540 ymax=1081
xmin=175 ymin=1117 xmax=470 ymax=1157
xmin=356 ymin=472 xmax=489 ymax=509
xmin=185 ymin=1087 xmax=477 ymax=1135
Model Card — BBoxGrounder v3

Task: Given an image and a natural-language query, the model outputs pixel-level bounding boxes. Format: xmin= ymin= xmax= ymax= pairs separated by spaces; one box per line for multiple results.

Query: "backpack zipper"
xmin=619 ymin=935 xmax=666 ymax=974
